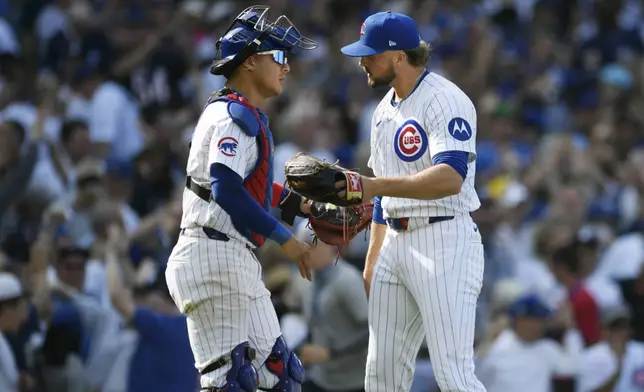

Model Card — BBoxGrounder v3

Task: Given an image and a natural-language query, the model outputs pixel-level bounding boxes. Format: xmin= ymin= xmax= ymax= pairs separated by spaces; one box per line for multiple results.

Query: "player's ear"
xmin=393 ymin=50 xmax=405 ymax=66
xmin=398 ymin=51 xmax=408 ymax=64
xmin=241 ymin=55 xmax=257 ymax=72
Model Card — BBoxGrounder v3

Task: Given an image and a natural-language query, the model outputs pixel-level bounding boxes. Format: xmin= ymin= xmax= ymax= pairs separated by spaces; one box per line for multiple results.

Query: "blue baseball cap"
xmin=341 ymin=11 xmax=421 ymax=57
xmin=508 ymin=294 xmax=553 ymax=319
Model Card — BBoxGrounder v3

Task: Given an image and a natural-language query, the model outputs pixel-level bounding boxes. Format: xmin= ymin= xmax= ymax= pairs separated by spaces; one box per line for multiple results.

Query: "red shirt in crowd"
xmin=569 ymin=283 xmax=601 ymax=346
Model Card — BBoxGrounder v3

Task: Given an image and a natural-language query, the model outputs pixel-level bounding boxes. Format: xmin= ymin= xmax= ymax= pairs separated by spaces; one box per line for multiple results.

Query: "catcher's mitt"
xmin=307 ymin=202 xmax=373 ymax=246
xmin=284 ymin=153 xmax=364 ymax=207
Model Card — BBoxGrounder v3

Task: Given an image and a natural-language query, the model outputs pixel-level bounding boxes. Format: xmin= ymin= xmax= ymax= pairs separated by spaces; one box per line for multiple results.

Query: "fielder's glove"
xmin=306 ymin=201 xmax=373 ymax=246
xmin=284 ymin=152 xmax=365 ymax=207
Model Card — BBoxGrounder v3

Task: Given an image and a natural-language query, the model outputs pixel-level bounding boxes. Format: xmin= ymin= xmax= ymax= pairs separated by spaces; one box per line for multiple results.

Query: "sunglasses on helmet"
xmin=256 ymin=50 xmax=288 ymax=65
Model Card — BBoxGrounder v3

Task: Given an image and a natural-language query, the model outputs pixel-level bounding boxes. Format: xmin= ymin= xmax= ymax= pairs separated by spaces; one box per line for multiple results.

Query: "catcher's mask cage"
xmin=210 ymin=5 xmax=318 ymax=78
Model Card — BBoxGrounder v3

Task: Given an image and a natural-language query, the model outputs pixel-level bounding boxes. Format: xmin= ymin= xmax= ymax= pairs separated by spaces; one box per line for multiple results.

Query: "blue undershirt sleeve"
xmin=372 ymin=196 xmax=386 ymax=225
xmin=432 ymin=151 xmax=469 ymax=180
xmin=210 ymin=163 xmax=291 ymax=245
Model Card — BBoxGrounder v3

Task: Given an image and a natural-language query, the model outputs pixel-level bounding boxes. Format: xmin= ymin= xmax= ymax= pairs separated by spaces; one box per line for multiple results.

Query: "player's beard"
xmin=367 ymin=65 xmax=396 ymax=89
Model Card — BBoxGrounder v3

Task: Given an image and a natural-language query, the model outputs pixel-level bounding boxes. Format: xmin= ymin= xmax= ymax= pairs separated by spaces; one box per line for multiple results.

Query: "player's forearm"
xmin=364 ymin=220 xmax=386 ymax=297
xmin=211 ymin=164 xmax=291 ymax=245
xmin=368 ymin=164 xmax=463 ymax=200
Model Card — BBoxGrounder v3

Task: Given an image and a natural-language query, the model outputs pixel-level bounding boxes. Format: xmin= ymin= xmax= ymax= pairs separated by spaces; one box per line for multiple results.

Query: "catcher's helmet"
xmin=211 ymin=5 xmax=317 ymax=78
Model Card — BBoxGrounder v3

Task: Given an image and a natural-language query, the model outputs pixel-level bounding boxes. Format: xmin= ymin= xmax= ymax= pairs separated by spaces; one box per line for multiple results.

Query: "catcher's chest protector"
xmin=210 ymin=92 xmax=275 ymax=247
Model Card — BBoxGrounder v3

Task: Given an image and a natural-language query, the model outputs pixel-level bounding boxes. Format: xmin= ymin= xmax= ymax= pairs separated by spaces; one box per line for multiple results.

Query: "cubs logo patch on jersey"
xmin=393 ymin=119 xmax=428 ymax=162
xmin=218 ymin=136 xmax=239 ymax=157
xmin=448 ymin=117 xmax=472 ymax=141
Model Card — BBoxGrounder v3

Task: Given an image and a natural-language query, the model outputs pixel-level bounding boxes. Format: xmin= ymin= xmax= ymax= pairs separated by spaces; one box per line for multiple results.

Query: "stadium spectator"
xmin=548 ymin=241 xmax=603 ymax=346
xmin=0 ymin=272 xmax=29 ymax=392
xmin=477 ymin=294 xmax=583 ymax=392
xmin=577 ymin=305 xmax=644 ymax=392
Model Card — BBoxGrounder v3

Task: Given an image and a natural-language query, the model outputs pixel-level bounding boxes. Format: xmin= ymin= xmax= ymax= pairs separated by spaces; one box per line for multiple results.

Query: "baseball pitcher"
xmin=284 ymin=10 xmax=487 ymax=392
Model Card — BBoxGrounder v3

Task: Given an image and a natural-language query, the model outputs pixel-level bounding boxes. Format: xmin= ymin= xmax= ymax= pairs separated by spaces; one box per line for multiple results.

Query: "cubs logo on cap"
xmin=218 ymin=136 xmax=239 ymax=157
xmin=393 ymin=119 xmax=428 ymax=162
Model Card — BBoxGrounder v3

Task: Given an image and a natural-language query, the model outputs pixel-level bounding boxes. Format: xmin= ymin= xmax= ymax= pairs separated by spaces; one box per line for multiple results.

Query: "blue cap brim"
xmin=340 ymin=41 xmax=382 ymax=57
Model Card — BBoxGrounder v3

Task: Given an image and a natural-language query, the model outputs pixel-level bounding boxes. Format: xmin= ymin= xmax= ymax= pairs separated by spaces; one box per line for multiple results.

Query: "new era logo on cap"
xmin=341 ymin=11 xmax=421 ymax=57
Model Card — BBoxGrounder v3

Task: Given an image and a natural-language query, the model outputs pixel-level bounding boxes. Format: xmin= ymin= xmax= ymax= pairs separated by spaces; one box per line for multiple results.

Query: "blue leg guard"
xmin=202 ymin=342 xmax=258 ymax=392
xmin=260 ymin=336 xmax=305 ymax=392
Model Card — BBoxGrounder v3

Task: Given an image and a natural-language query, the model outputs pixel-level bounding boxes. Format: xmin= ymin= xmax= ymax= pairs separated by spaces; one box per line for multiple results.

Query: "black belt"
xmin=186 ymin=176 xmax=211 ymax=202
xmin=180 ymin=227 xmax=253 ymax=251
xmin=386 ymin=216 xmax=454 ymax=232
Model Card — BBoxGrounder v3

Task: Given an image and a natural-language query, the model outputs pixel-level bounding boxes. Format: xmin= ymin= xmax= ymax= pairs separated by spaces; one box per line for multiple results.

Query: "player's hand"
xmin=299 ymin=344 xmax=330 ymax=365
xmin=363 ymin=266 xmax=374 ymax=297
xmin=335 ymin=175 xmax=375 ymax=203
xmin=280 ymin=237 xmax=312 ymax=281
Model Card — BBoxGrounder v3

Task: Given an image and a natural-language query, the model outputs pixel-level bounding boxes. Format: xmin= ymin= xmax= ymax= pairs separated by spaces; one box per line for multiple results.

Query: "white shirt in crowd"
xmin=35 ymin=4 xmax=70 ymax=56
xmin=0 ymin=16 xmax=20 ymax=56
xmin=585 ymin=273 xmax=625 ymax=310
xmin=596 ymin=232 xmax=644 ymax=281
xmin=578 ymin=341 xmax=644 ymax=392
xmin=477 ymin=329 xmax=584 ymax=392
xmin=88 ymin=82 xmax=144 ymax=162
xmin=0 ymin=331 xmax=18 ymax=392
xmin=0 ymin=102 xmax=68 ymax=202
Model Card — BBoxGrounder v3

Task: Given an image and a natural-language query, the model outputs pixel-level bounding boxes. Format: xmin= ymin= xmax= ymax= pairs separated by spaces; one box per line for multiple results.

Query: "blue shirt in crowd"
xmin=127 ymin=306 xmax=197 ymax=392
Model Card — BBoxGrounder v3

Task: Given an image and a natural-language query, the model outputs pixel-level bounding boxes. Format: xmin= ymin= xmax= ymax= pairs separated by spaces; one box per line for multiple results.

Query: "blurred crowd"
xmin=0 ymin=0 xmax=644 ymax=391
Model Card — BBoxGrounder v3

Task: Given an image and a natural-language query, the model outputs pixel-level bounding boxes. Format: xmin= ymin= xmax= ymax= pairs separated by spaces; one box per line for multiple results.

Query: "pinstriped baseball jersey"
xmin=179 ymin=101 xmax=257 ymax=247
xmin=368 ymin=71 xmax=481 ymax=218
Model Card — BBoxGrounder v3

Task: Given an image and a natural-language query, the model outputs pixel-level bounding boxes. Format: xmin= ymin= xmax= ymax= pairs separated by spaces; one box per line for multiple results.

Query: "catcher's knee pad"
xmin=202 ymin=342 xmax=258 ymax=392
xmin=260 ymin=336 xmax=304 ymax=392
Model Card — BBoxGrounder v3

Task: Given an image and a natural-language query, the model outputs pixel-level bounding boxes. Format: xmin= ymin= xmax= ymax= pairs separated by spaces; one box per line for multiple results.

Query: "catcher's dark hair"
xmin=404 ymin=40 xmax=432 ymax=67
